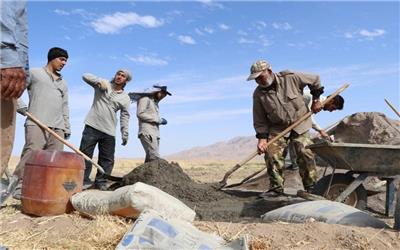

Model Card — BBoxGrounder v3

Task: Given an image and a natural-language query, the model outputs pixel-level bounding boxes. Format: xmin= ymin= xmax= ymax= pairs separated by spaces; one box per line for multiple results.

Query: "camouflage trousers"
xmin=264 ymin=132 xmax=318 ymax=190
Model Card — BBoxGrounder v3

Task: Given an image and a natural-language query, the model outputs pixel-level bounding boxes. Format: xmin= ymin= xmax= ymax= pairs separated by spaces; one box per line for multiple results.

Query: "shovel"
xmin=25 ymin=112 xmax=123 ymax=182
xmin=214 ymin=83 xmax=350 ymax=190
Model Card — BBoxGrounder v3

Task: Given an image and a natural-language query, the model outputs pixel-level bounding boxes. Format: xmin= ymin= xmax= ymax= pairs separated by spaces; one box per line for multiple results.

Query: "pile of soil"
xmin=116 ymin=159 xmax=300 ymax=221
xmin=120 ymin=159 xmax=228 ymax=202
xmin=330 ymin=112 xmax=400 ymax=145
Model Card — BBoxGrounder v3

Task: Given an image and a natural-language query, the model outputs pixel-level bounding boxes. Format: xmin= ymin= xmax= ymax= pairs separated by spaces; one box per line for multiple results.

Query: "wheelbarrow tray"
xmin=307 ymin=142 xmax=400 ymax=175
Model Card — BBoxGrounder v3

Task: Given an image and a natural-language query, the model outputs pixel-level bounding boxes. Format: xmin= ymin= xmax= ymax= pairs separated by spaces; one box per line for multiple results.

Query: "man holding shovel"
xmin=79 ymin=70 xmax=131 ymax=190
xmin=130 ymin=84 xmax=171 ymax=163
xmin=7 ymin=47 xmax=71 ymax=200
xmin=247 ymin=59 xmax=325 ymax=196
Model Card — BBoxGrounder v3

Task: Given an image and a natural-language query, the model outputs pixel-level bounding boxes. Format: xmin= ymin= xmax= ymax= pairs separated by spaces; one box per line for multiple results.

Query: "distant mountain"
xmin=166 ymin=136 xmax=264 ymax=161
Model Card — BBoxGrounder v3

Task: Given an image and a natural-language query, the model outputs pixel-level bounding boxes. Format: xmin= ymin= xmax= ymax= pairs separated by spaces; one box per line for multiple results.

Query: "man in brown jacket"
xmin=247 ymin=60 xmax=324 ymax=196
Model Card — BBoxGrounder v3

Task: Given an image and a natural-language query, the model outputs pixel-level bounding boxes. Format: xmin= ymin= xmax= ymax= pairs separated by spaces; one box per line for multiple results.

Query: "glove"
xmin=98 ymin=79 xmax=109 ymax=91
xmin=121 ymin=138 xmax=128 ymax=146
xmin=16 ymin=107 xmax=28 ymax=116
xmin=64 ymin=133 xmax=71 ymax=140
xmin=160 ymin=118 xmax=167 ymax=125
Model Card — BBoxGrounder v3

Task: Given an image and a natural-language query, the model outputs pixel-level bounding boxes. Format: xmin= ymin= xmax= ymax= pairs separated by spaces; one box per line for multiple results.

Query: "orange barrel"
xmin=21 ymin=150 xmax=84 ymax=216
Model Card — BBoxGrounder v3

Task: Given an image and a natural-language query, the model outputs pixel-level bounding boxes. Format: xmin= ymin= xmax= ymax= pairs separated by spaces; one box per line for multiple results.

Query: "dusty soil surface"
xmin=1 ymin=158 xmax=400 ymax=249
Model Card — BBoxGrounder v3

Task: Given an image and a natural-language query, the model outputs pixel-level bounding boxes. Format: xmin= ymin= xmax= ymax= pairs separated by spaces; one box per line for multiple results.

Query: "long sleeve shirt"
xmin=253 ymin=70 xmax=323 ymax=138
xmin=0 ymin=0 xmax=28 ymax=71
xmin=25 ymin=67 xmax=70 ymax=134
xmin=82 ymin=73 xmax=130 ymax=140
xmin=303 ymin=90 xmax=326 ymax=132
xmin=137 ymin=96 xmax=162 ymax=138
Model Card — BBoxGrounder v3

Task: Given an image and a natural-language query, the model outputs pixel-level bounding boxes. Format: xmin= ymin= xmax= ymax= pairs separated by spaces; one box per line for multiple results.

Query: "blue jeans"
xmin=79 ymin=125 xmax=115 ymax=186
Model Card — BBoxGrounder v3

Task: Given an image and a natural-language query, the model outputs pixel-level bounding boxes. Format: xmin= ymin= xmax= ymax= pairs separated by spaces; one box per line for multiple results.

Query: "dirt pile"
xmin=116 ymin=159 xmax=297 ymax=221
xmin=120 ymin=159 xmax=228 ymax=202
xmin=330 ymin=112 xmax=400 ymax=145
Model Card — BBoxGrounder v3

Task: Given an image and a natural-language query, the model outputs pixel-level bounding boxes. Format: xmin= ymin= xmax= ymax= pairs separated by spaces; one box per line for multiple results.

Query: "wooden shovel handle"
xmin=219 ymin=83 xmax=350 ymax=185
xmin=25 ymin=112 xmax=106 ymax=174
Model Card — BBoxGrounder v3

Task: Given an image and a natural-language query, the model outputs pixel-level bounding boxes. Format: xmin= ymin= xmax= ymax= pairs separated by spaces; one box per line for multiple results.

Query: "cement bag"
xmin=116 ymin=209 xmax=246 ymax=250
xmin=70 ymin=182 xmax=196 ymax=222
xmin=262 ymin=200 xmax=388 ymax=229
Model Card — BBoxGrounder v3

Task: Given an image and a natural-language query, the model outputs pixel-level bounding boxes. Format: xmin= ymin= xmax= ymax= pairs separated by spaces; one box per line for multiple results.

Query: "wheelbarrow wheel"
xmin=312 ymin=173 xmax=367 ymax=210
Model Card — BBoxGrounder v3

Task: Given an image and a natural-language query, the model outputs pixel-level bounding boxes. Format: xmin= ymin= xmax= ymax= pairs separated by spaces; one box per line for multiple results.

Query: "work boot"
xmin=259 ymin=186 xmax=284 ymax=198
xmin=94 ymin=182 xmax=108 ymax=191
xmin=304 ymin=184 xmax=315 ymax=194
xmin=286 ymin=164 xmax=299 ymax=171
xmin=0 ymin=175 xmax=20 ymax=205
xmin=83 ymin=180 xmax=93 ymax=190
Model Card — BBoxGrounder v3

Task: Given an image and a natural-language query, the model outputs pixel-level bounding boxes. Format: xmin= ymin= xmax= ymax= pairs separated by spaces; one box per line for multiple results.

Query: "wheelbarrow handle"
xmin=217 ymin=83 xmax=350 ymax=189
xmin=25 ymin=112 xmax=122 ymax=182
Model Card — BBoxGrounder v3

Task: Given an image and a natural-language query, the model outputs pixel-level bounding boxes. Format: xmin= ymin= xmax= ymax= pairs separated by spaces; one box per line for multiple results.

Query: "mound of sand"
xmin=330 ymin=112 xmax=400 ymax=145
xmin=115 ymin=159 xmax=301 ymax=221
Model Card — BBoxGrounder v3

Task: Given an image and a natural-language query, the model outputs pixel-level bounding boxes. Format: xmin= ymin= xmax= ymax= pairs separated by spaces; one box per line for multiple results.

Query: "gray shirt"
xmin=25 ymin=67 xmax=70 ymax=134
xmin=83 ymin=73 xmax=130 ymax=140
xmin=137 ymin=96 xmax=162 ymax=138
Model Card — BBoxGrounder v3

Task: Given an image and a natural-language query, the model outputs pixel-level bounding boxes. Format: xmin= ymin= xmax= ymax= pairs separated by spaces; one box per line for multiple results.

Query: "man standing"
xmin=131 ymin=85 xmax=171 ymax=163
xmin=9 ymin=47 xmax=70 ymax=199
xmin=0 ymin=0 xmax=28 ymax=178
xmin=247 ymin=59 xmax=325 ymax=196
xmin=79 ymin=70 xmax=131 ymax=190
xmin=286 ymin=91 xmax=344 ymax=170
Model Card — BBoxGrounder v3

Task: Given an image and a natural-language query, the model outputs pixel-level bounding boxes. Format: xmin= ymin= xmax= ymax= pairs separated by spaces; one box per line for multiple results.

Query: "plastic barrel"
xmin=21 ymin=150 xmax=84 ymax=216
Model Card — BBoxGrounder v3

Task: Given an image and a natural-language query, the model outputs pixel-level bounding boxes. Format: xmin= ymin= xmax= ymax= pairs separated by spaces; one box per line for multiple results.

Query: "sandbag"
xmin=262 ymin=200 xmax=388 ymax=229
xmin=70 ymin=182 xmax=196 ymax=222
xmin=116 ymin=209 xmax=247 ymax=250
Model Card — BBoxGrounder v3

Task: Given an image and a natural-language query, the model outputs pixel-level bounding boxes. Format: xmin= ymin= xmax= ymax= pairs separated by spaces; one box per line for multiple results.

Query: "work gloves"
xmin=64 ymin=133 xmax=71 ymax=140
xmin=121 ymin=138 xmax=128 ymax=146
xmin=160 ymin=118 xmax=168 ymax=125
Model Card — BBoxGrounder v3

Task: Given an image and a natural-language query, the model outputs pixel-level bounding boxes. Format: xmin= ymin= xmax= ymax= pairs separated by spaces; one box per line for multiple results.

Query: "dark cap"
xmin=47 ymin=47 xmax=68 ymax=62
xmin=153 ymin=85 xmax=172 ymax=96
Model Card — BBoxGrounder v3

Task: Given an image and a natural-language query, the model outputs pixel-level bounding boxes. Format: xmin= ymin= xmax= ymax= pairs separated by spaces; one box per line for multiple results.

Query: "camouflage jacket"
xmin=253 ymin=70 xmax=323 ymax=138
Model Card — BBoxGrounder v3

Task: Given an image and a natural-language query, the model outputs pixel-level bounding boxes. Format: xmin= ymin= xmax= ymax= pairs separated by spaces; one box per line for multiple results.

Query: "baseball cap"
xmin=246 ymin=60 xmax=271 ymax=81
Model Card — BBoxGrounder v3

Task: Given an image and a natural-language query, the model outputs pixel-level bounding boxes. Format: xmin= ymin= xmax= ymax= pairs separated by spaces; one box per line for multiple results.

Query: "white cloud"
xmin=344 ymin=28 xmax=386 ymax=41
xmin=359 ymin=29 xmax=386 ymax=39
xmin=254 ymin=21 xmax=267 ymax=30
xmin=219 ymin=23 xmax=230 ymax=30
xmin=237 ymin=30 xmax=248 ymax=36
xmin=195 ymin=28 xmax=205 ymax=36
xmin=204 ymin=27 xmax=214 ymax=34
xmin=178 ymin=35 xmax=196 ymax=45
xmin=272 ymin=22 xmax=292 ymax=31
xmin=238 ymin=37 xmax=256 ymax=44
xmin=91 ymin=12 xmax=163 ymax=34
xmin=125 ymin=54 xmax=168 ymax=66
xmin=54 ymin=9 xmax=70 ymax=16
xmin=198 ymin=0 xmax=224 ymax=10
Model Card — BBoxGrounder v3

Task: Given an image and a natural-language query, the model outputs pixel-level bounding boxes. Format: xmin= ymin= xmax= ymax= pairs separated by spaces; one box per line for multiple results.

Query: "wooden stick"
xmin=384 ymin=98 xmax=400 ymax=118
xmin=25 ymin=112 xmax=122 ymax=181
xmin=217 ymin=83 xmax=350 ymax=188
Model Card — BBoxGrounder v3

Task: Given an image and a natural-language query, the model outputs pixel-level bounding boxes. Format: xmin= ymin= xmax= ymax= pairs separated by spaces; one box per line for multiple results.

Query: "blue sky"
xmin=14 ymin=1 xmax=399 ymax=158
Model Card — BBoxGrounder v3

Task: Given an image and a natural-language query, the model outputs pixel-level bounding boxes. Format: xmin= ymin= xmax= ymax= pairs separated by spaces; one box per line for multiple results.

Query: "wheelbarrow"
xmin=307 ymin=141 xmax=400 ymax=216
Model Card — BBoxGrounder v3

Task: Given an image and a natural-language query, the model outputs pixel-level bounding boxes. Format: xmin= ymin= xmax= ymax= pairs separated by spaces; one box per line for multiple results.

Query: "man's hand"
xmin=319 ymin=129 xmax=330 ymax=139
xmin=257 ymin=138 xmax=268 ymax=154
xmin=311 ymin=100 xmax=323 ymax=113
xmin=64 ymin=133 xmax=71 ymax=140
xmin=0 ymin=67 xmax=26 ymax=100
xmin=160 ymin=118 xmax=168 ymax=125
xmin=121 ymin=138 xmax=128 ymax=146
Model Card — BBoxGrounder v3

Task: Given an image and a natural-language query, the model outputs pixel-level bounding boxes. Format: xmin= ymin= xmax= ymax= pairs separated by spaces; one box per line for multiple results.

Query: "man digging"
xmin=247 ymin=59 xmax=326 ymax=197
